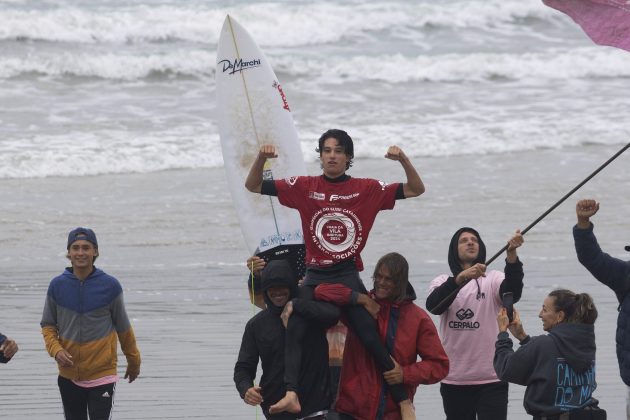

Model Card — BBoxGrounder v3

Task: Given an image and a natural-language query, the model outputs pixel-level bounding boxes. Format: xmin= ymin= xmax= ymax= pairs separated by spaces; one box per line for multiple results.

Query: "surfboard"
xmin=216 ymin=15 xmax=307 ymax=275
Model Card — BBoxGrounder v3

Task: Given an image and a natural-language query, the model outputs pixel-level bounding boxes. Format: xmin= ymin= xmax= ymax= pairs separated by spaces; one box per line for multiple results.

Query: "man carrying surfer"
xmin=245 ymin=128 xmax=425 ymax=418
xmin=314 ymin=252 xmax=449 ymax=419
xmin=244 ymin=253 xmax=348 ymax=411
xmin=234 ymin=260 xmax=339 ymax=419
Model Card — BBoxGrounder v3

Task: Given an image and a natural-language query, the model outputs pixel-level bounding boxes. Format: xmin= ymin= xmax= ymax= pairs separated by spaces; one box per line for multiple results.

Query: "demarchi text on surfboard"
xmin=218 ymin=58 xmax=261 ymax=75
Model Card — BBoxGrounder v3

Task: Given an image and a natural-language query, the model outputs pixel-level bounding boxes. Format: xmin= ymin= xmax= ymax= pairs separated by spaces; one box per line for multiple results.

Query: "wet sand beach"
xmin=1 ymin=143 xmax=628 ymax=419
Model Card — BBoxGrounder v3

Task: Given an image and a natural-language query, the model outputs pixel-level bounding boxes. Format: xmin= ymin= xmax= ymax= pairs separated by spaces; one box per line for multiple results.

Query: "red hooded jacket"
xmin=315 ymin=283 xmax=449 ymax=420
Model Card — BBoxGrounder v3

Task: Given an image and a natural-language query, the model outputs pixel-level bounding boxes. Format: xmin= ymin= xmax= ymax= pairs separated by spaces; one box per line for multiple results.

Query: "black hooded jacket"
xmin=426 ymin=227 xmax=524 ymax=314
xmin=234 ymin=260 xmax=340 ymax=419
xmin=494 ymin=323 xmax=598 ymax=416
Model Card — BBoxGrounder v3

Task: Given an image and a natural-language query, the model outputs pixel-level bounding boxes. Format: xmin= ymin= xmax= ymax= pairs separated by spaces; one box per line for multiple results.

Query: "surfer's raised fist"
xmin=384 ymin=145 xmax=407 ymax=161
xmin=258 ymin=144 xmax=278 ymax=159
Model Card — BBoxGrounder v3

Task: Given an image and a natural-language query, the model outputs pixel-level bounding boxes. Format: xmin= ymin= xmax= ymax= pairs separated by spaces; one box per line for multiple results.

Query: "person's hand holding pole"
xmin=455 ymin=263 xmax=486 ymax=286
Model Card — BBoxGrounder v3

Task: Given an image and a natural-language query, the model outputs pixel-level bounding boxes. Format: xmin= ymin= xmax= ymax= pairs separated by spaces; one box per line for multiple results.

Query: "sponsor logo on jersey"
xmin=329 ymin=192 xmax=359 ymax=201
xmin=456 ymin=308 xmax=474 ymax=320
xmin=218 ymin=58 xmax=261 ymax=75
xmin=310 ymin=207 xmax=364 ymax=261
xmin=309 ymin=191 xmax=325 ymax=200
xmin=272 ymin=81 xmax=290 ymax=111
xmin=449 ymin=308 xmax=479 ymax=330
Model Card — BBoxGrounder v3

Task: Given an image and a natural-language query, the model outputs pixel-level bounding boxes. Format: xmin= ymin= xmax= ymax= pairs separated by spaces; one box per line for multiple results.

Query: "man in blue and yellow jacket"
xmin=41 ymin=227 xmax=141 ymax=420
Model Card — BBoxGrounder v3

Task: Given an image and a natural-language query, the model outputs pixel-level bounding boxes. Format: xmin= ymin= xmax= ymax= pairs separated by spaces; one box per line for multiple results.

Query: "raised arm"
xmin=385 ymin=146 xmax=425 ymax=198
xmin=576 ymin=199 xmax=599 ymax=229
xmin=505 ymin=229 xmax=523 ymax=264
xmin=500 ymin=230 xmax=524 ymax=302
xmin=574 ymin=199 xmax=630 ymax=299
xmin=245 ymin=144 xmax=278 ymax=193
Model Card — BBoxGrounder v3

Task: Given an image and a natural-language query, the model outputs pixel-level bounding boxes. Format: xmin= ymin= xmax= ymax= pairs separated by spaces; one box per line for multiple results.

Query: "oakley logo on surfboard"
xmin=218 ymin=58 xmax=261 ymax=75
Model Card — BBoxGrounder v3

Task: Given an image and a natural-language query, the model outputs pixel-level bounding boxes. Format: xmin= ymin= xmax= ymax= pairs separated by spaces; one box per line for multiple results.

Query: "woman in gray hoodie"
xmin=493 ymin=289 xmax=606 ymax=420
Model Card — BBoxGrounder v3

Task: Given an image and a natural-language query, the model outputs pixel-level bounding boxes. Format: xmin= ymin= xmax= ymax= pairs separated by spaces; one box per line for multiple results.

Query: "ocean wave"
xmin=0 ymin=0 xmax=558 ymax=47
xmin=0 ymin=129 xmax=223 ymax=179
xmin=0 ymin=50 xmax=216 ymax=80
xmin=3 ymin=47 xmax=629 ymax=82
xmin=282 ymin=48 xmax=630 ymax=83
xmin=1 ymin=116 xmax=627 ymax=179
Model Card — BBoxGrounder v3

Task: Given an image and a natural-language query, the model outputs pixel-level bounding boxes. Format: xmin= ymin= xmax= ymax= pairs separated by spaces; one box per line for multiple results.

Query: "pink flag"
xmin=543 ymin=0 xmax=630 ymax=51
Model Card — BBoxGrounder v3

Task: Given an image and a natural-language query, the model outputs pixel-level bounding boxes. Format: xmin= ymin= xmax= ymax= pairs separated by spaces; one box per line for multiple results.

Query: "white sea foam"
xmin=0 ymin=128 xmax=223 ymax=179
xmin=275 ymin=48 xmax=630 ymax=84
xmin=0 ymin=0 xmax=557 ymax=46
xmin=0 ymin=50 xmax=216 ymax=80
xmin=339 ymin=117 xmax=630 ymax=160
xmin=1 ymin=0 xmax=628 ymax=180
xmin=3 ymin=47 xmax=629 ymax=82
xmin=1 ymin=113 xmax=627 ymax=179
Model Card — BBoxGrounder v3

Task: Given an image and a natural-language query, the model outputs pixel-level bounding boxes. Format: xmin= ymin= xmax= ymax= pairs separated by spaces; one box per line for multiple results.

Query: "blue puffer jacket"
xmin=574 ymin=224 xmax=630 ymax=386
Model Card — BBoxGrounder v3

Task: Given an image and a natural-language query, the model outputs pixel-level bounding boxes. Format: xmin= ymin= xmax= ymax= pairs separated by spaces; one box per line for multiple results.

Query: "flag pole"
xmin=430 ymin=142 xmax=630 ymax=315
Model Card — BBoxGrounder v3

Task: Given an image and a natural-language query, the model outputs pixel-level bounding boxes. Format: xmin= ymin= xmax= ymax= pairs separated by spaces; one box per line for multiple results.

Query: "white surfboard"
xmin=216 ymin=15 xmax=307 ymax=269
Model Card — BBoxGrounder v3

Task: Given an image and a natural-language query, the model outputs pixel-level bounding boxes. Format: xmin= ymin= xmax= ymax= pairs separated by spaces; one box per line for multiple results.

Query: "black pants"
xmin=532 ymin=406 xmax=607 ymax=420
xmin=440 ymin=381 xmax=508 ymax=420
xmin=58 ymin=376 xmax=116 ymax=420
xmin=285 ymin=279 xmax=408 ymax=404
xmin=329 ymin=365 xmax=341 ymax=405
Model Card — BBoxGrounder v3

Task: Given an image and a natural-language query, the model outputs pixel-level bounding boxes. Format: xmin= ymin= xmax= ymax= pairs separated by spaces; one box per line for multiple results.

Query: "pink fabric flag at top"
xmin=543 ymin=0 xmax=630 ymax=51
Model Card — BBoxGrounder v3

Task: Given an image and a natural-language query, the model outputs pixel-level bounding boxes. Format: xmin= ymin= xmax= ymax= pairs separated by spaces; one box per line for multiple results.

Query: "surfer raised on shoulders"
xmin=245 ymin=129 xmax=424 ymax=419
